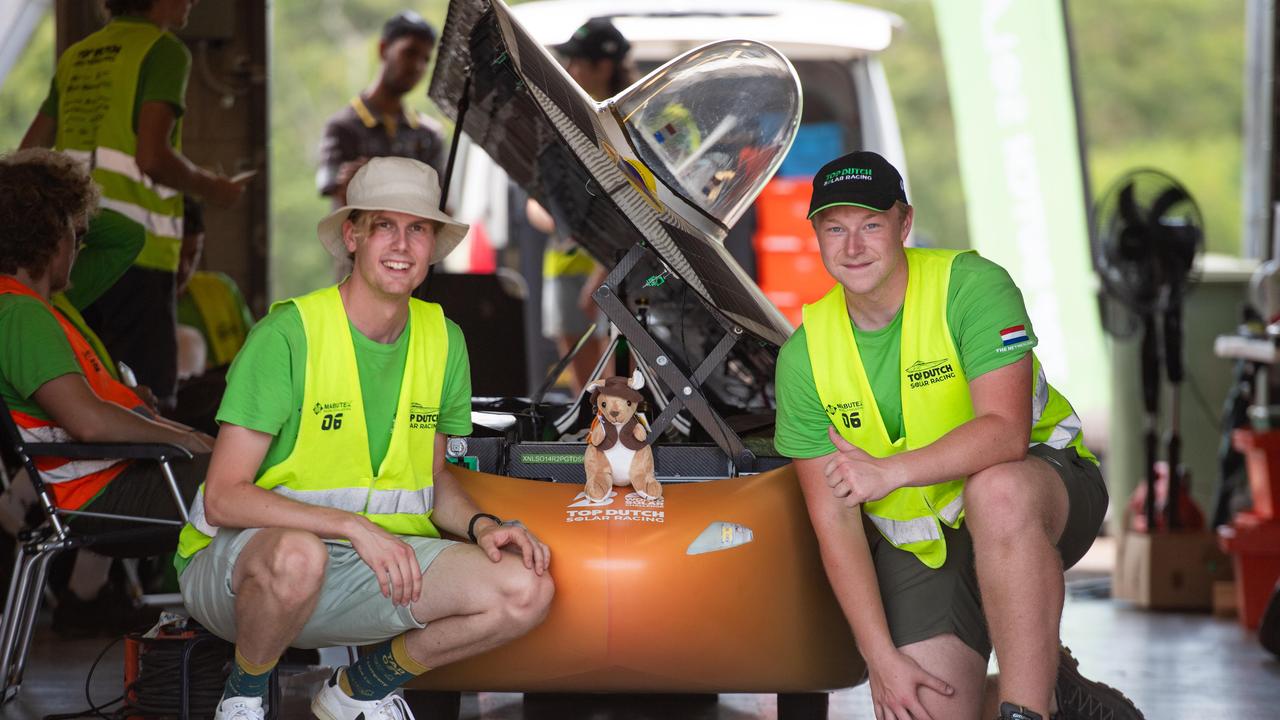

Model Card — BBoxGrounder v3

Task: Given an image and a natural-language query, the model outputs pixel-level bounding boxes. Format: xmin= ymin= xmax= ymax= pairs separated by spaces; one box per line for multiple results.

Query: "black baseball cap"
xmin=554 ymin=17 xmax=630 ymax=62
xmin=382 ymin=10 xmax=437 ymax=45
xmin=807 ymin=150 xmax=908 ymax=218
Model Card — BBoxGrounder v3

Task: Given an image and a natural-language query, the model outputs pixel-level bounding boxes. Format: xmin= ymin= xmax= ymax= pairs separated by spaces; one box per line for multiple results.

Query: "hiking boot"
xmin=1054 ymin=645 xmax=1145 ymax=719
xmin=311 ymin=667 xmax=416 ymax=720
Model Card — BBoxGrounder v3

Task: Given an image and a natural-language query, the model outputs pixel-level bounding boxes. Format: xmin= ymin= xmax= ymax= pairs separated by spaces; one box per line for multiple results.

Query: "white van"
xmin=443 ymin=0 xmax=907 ymax=327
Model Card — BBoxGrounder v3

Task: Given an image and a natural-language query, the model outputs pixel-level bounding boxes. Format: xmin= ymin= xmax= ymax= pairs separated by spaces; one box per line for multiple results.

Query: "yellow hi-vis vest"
xmin=177 ymin=285 xmax=448 ymax=558
xmin=54 ymin=20 xmax=185 ymax=272
xmin=185 ymin=272 xmax=249 ymax=367
xmin=804 ymin=248 xmax=1094 ymax=569
xmin=543 ymin=243 xmax=596 ymax=277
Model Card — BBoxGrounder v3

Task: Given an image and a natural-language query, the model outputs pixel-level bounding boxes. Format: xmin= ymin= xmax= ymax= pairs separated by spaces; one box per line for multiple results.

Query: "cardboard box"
xmin=1112 ymin=531 xmax=1233 ymax=610
xmin=1212 ymin=580 xmax=1238 ymax=619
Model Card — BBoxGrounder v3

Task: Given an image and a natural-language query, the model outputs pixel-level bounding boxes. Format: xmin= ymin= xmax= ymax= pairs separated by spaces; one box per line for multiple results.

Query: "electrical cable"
xmin=44 ymin=630 xmax=230 ymax=720
xmin=118 ymin=633 xmax=229 ymax=718
xmin=42 ymin=636 xmax=123 ymax=720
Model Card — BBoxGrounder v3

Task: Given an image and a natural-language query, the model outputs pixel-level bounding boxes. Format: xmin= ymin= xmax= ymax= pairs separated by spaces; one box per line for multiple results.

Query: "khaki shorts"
xmin=179 ymin=527 xmax=457 ymax=648
xmin=869 ymin=444 xmax=1108 ymax=659
xmin=541 ymin=274 xmax=607 ymax=338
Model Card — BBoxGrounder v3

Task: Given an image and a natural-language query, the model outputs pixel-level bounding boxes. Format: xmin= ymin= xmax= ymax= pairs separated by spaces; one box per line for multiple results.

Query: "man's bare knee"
xmin=241 ymin=530 xmax=327 ymax=606
xmin=968 ymin=458 xmax=1065 ymax=546
xmin=499 ymin=566 xmax=555 ymax=629
xmin=966 ymin=464 xmax=1040 ymax=538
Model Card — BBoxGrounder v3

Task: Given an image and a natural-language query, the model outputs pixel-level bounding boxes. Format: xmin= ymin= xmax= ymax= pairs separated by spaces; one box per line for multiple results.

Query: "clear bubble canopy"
xmin=613 ymin=40 xmax=802 ymax=230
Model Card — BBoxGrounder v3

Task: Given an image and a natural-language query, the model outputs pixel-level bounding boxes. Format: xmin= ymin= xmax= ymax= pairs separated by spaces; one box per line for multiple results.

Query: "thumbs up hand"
xmin=823 ymin=426 xmax=901 ymax=507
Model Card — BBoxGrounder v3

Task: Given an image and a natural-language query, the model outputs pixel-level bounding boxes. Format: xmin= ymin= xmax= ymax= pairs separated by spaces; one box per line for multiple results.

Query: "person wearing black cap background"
xmin=526 ymin=17 xmax=638 ymax=393
xmin=553 ymin=16 xmax=635 ymax=103
xmin=774 ymin=151 xmax=1140 ymax=720
xmin=316 ymin=10 xmax=446 ymax=213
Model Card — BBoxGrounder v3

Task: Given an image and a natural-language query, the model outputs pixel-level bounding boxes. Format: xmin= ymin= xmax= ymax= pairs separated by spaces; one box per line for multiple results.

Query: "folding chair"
xmin=0 ymin=395 xmax=193 ymax=703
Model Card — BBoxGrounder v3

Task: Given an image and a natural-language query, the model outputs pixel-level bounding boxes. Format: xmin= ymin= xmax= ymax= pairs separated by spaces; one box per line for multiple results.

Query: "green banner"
xmin=932 ymin=0 xmax=1109 ymax=426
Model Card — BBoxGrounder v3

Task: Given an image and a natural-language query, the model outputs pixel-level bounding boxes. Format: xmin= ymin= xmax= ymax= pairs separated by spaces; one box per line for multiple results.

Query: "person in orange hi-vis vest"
xmin=0 ymin=148 xmax=213 ymax=634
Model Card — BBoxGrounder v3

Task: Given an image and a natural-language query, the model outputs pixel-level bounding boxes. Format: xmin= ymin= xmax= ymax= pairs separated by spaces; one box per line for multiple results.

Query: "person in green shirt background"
xmin=171 ymin=197 xmax=255 ymax=434
xmin=775 ymin=151 xmax=1141 ymax=720
xmin=0 ymin=148 xmax=213 ymax=636
xmin=20 ymin=0 xmax=248 ymax=412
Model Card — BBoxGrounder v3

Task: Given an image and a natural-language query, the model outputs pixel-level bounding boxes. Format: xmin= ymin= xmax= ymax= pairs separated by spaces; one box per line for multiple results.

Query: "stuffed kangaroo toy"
xmin=583 ymin=370 xmax=660 ymax=502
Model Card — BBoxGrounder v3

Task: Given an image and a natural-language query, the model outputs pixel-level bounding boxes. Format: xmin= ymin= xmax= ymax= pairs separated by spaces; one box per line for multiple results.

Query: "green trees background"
xmin=0 ymin=0 xmax=1247 ymax=302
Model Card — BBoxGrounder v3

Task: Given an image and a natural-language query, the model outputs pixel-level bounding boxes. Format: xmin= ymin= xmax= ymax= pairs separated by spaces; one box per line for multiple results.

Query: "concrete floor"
xmin=1 ymin=540 xmax=1277 ymax=719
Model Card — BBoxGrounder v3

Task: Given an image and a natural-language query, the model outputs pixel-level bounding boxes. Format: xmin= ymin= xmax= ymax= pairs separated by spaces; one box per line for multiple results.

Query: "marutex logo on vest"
xmin=825 ymin=400 xmax=864 ymax=430
xmin=905 ymin=359 xmax=956 ymax=390
xmin=313 ymin=401 xmax=353 ymax=415
xmin=313 ymin=401 xmax=353 ymax=431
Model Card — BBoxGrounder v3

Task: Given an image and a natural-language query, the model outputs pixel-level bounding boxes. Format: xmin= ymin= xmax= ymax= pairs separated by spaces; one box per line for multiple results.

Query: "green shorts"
xmin=178 ymin=527 xmax=457 ymax=648
xmin=869 ymin=444 xmax=1107 ymax=659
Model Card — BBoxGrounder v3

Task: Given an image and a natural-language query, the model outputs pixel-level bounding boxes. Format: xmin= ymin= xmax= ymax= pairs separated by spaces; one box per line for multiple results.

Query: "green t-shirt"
xmin=176 ymin=272 xmax=256 ymax=367
xmin=0 ymin=295 xmax=84 ymax=421
xmin=774 ymin=253 xmax=1036 ymax=459
xmin=40 ymin=17 xmax=191 ymax=132
xmin=215 ymin=302 xmax=473 ymax=478
xmin=64 ymin=209 xmax=145 ymax=310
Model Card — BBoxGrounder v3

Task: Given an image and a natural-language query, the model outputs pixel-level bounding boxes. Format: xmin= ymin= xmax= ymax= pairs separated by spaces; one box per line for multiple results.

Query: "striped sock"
xmin=340 ymin=634 xmax=430 ymax=701
xmin=223 ymin=649 xmax=276 ymax=701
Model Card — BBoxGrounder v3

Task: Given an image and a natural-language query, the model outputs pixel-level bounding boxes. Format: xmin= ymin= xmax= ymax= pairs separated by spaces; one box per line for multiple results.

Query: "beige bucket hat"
xmin=317 ymin=156 xmax=469 ymax=265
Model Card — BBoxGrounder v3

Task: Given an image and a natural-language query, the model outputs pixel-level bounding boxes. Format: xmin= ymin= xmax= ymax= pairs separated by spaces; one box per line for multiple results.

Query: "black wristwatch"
xmin=467 ymin=512 xmax=502 ymax=543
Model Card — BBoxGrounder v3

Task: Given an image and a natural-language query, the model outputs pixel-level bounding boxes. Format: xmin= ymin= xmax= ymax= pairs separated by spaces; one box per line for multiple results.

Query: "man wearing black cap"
xmin=554 ymin=17 xmax=633 ymax=101
xmin=530 ymin=18 xmax=637 ymax=392
xmin=775 ymin=151 xmax=1141 ymax=720
xmin=317 ymin=11 xmax=446 ymax=211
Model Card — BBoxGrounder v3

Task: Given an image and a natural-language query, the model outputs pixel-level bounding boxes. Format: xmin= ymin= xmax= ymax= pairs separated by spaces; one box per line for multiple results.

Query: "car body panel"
xmin=408 ymin=465 xmax=865 ymax=692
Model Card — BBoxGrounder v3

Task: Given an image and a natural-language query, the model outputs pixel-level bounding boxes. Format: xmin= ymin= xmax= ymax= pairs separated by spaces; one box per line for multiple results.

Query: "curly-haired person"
xmin=0 ymin=149 xmax=213 ymax=628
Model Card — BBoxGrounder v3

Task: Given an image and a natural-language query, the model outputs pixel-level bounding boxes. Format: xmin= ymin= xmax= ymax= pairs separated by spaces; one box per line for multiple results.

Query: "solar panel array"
xmin=429 ymin=0 xmax=796 ymax=348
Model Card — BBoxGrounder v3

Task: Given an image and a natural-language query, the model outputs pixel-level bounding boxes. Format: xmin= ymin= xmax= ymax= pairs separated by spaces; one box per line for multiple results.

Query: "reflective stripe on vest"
xmin=13 ymin=423 xmax=118 ymax=483
xmin=1030 ymin=355 xmax=1096 ymax=463
xmin=864 ymin=492 xmax=965 ymax=546
xmin=0 ymin=279 xmax=147 ymax=510
xmin=53 ymin=20 xmax=184 ymax=272
xmin=177 ymin=285 xmax=449 ymax=558
xmin=804 ymin=248 xmax=1095 ymax=568
xmin=184 ymin=484 xmax=435 ymax=537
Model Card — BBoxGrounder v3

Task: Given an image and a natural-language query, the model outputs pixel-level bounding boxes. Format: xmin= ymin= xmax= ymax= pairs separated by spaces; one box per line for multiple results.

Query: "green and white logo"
xmin=824 ymin=167 xmax=873 ymax=185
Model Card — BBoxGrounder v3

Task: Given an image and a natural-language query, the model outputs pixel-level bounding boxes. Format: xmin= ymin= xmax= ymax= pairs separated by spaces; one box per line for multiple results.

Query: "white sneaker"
xmin=213 ymin=695 xmax=265 ymax=720
xmin=311 ymin=667 xmax=416 ymax=720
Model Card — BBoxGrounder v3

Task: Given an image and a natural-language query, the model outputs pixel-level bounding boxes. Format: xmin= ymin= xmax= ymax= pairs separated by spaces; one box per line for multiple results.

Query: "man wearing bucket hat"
xmin=775 ymin=151 xmax=1141 ymax=720
xmin=175 ymin=157 xmax=554 ymax=720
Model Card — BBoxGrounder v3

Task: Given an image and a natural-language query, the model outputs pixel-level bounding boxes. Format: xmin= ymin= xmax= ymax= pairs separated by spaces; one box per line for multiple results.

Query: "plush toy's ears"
xmin=628 ymin=369 xmax=645 ymax=392
xmin=587 ymin=378 xmax=608 ymax=393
